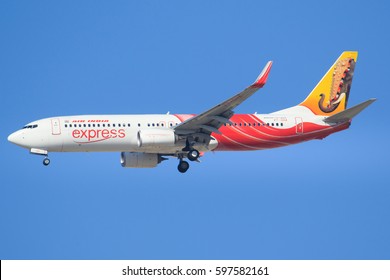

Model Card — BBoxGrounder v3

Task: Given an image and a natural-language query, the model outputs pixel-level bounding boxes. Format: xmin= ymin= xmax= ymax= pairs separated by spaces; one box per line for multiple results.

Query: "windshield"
xmin=22 ymin=124 xmax=38 ymax=129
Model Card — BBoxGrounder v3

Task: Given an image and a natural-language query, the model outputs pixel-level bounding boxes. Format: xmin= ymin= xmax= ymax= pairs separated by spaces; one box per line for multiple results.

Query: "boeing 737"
xmin=8 ymin=51 xmax=375 ymax=173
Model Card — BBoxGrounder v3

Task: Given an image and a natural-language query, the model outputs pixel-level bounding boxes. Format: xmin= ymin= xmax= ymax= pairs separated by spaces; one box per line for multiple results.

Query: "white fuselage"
xmin=8 ymin=114 xmax=219 ymax=154
xmin=7 ymin=107 xmax=340 ymax=155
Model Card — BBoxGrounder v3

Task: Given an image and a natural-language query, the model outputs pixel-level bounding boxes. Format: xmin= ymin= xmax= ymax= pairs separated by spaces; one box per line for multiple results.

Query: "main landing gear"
xmin=177 ymin=148 xmax=200 ymax=173
xmin=187 ymin=149 xmax=200 ymax=161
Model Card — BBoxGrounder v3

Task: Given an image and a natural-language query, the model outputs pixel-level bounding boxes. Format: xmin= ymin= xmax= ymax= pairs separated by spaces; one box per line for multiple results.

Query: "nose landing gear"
xmin=30 ymin=148 xmax=50 ymax=166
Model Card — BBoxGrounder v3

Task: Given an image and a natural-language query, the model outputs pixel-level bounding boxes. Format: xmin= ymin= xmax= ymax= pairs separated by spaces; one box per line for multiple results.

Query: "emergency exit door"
xmin=295 ymin=117 xmax=303 ymax=134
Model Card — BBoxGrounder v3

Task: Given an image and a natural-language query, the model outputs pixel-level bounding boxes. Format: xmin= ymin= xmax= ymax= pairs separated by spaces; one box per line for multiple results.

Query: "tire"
xmin=177 ymin=160 xmax=189 ymax=173
xmin=43 ymin=158 xmax=50 ymax=166
xmin=187 ymin=149 xmax=200 ymax=161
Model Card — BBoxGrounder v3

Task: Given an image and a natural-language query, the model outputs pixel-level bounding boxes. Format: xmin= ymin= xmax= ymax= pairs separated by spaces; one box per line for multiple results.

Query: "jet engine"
xmin=137 ymin=129 xmax=176 ymax=148
xmin=120 ymin=152 xmax=164 ymax=168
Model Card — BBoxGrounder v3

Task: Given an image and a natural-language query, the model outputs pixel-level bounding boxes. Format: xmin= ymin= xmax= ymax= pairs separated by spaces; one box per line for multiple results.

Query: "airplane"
xmin=8 ymin=51 xmax=376 ymax=173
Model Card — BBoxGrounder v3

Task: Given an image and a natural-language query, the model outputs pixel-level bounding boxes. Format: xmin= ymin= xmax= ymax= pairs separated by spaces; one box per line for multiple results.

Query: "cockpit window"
xmin=22 ymin=124 xmax=38 ymax=129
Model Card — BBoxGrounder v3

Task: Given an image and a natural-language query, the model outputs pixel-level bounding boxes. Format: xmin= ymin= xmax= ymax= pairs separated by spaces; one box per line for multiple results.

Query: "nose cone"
xmin=8 ymin=132 xmax=17 ymax=144
xmin=8 ymin=131 xmax=25 ymax=147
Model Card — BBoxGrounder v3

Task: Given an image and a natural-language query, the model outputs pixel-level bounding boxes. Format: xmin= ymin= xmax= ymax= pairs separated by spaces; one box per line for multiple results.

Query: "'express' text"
xmin=72 ymin=129 xmax=125 ymax=142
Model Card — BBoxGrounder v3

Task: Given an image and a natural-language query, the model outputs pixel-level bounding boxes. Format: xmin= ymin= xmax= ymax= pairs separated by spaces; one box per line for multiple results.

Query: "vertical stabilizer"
xmin=300 ymin=51 xmax=358 ymax=116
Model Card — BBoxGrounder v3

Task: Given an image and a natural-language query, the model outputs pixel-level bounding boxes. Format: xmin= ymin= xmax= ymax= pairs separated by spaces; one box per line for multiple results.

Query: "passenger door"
xmin=51 ymin=118 xmax=61 ymax=135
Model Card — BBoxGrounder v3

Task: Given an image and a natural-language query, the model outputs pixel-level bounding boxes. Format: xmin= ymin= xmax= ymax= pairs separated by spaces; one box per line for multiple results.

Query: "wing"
xmin=174 ymin=61 xmax=273 ymax=136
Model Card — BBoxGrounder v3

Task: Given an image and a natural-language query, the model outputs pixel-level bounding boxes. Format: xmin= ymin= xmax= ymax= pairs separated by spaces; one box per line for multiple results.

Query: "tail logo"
xmin=318 ymin=58 xmax=355 ymax=113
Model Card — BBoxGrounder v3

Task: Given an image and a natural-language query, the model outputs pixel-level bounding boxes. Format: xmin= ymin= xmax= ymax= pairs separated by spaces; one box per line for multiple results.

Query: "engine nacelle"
xmin=137 ymin=129 xmax=176 ymax=148
xmin=120 ymin=152 xmax=161 ymax=168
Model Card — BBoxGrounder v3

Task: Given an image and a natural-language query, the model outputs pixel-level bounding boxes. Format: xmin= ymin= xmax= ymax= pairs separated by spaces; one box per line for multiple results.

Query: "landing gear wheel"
xmin=187 ymin=149 xmax=200 ymax=161
xmin=178 ymin=160 xmax=189 ymax=173
xmin=43 ymin=157 xmax=50 ymax=166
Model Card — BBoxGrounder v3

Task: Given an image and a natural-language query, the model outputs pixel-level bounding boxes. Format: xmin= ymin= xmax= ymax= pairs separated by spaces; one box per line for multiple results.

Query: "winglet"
xmin=251 ymin=61 xmax=273 ymax=88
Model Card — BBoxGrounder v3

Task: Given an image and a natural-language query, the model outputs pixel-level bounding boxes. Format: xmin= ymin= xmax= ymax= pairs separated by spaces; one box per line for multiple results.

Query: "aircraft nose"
xmin=8 ymin=132 xmax=17 ymax=143
xmin=8 ymin=131 xmax=24 ymax=146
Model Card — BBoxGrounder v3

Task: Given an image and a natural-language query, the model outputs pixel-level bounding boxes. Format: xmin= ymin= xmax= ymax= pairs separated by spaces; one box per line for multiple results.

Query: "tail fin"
xmin=300 ymin=51 xmax=358 ymax=116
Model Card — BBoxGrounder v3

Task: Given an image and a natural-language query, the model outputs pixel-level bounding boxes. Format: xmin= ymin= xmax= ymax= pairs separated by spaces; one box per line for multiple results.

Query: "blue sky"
xmin=1 ymin=0 xmax=389 ymax=259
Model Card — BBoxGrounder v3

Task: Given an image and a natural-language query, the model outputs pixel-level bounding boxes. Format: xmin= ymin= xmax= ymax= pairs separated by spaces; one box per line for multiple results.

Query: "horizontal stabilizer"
xmin=324 ymin=98 xmax=376 ymax=123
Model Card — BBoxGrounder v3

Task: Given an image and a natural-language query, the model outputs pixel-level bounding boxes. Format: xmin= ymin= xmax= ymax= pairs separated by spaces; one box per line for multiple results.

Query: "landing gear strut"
xmin=182 ymin=137 xmax=200 ymax=161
